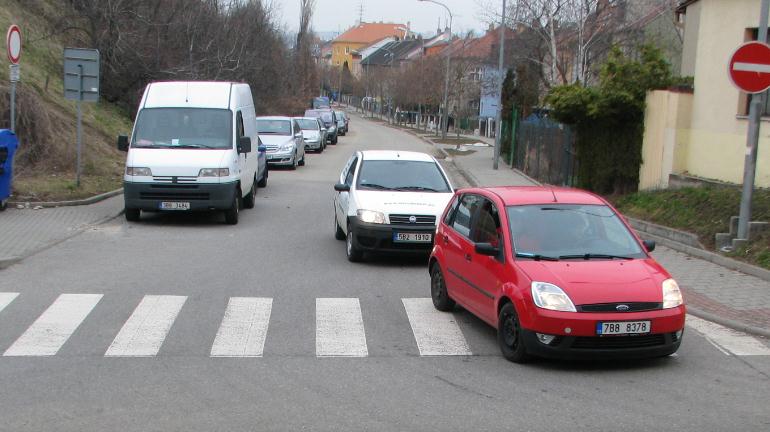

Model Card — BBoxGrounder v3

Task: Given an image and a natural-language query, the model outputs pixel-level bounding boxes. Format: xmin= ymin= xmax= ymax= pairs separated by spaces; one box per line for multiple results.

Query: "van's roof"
xmin=257 ymin=116 xmax=292 ymax=121
xmin=143 ymin=81 xmax=247 ymax=110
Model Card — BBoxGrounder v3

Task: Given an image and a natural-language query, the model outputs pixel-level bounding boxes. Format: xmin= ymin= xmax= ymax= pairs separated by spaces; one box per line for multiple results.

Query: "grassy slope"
xmin=612 ymin=187 xmax=770 ymax=270
xmin=1 ymin=0 xmax=133 ymax=201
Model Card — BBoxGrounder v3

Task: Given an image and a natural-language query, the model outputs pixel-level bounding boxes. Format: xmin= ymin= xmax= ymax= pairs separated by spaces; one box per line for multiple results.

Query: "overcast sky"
xmin=271 ymin=0 xmax=494 ymax=37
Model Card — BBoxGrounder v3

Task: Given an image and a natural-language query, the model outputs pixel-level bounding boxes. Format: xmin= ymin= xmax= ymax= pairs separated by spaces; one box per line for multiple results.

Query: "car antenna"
xmin=185 ymin=81 xmax=189 ymax=103
xmin=550 ymin=187 xmax=557 ymax=203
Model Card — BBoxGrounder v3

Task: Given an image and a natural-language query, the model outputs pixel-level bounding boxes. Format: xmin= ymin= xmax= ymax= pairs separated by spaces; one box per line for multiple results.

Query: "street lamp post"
xmin=418 ymin=0 xmax=452 ymax=140
xmin=493 ymin=0 xmax=507 ymax=170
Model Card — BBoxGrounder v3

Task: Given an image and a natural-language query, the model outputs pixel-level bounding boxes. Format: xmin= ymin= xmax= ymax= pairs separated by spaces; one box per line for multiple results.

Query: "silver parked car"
xmin=293 ymin=117 xmax=326 ymax=153
xmin=257 ymin=116 xmax=306 ymax=169
xmin=334 ymin=110 xmax=347 ymax=135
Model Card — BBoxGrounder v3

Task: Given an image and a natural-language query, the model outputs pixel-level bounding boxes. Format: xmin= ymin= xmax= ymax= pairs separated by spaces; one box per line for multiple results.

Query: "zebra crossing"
xmin=1 ymin=291 xmax=768 ymax=358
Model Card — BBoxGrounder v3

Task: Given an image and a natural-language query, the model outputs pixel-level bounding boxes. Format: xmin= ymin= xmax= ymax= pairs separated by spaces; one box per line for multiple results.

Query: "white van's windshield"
xmin=132 ymin=108 xmax=232 ymax=149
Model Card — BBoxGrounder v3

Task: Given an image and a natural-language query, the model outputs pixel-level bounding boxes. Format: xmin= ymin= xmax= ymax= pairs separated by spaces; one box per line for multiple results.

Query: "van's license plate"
xmin=393 ymin=232 xmax=432 ymax=243
xmin=597 ymin=321 xmax=650 ymax=335
xmin=159 ymin=202 xmax=190 ymax=211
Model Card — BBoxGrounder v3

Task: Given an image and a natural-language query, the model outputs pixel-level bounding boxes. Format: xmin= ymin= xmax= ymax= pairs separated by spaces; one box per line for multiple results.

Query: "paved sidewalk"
xmin=417 ymin=129 xmax=770 ymax=337
xmin=0 ymin=195 xmax=124 ymax=268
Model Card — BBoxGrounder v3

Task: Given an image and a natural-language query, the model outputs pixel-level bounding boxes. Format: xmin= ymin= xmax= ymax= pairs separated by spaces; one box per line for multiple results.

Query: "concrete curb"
xmin=0 ymin=207 xmax=125 ymax=271
xmin=687 ymin=306 xmax=770 ymax=339
xmin=633 ymin=230 xmax=770 ymax=283
xmin=627 ymin=217 xmax=704 ymax=249
xmin=9 ymin=188 xmax=123 ymax=208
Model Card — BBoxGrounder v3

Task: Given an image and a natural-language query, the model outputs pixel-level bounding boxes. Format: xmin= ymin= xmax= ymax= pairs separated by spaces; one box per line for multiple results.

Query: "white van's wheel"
xmin=224 ymin=191 xmax=240 ymax=225
xmin=243 ymin=177 xmax=256 ymax=209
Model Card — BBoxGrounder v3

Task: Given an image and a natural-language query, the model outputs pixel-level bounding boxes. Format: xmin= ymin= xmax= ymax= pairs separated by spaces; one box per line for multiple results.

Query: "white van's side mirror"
xmin=117 ymin=135 xmax=129 ymax=152
xmin=237 ymin=136 xmax=252 ymax=154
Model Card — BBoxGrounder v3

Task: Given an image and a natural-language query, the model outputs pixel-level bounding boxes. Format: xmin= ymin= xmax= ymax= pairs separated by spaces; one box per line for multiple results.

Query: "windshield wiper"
xmin=173 ymin=144 xmax=214 ymax=149
xmin=359 ymin=183 xmax=393 ymax=190
xmin=396 ymin=186 xmax=440 ymax=192
xmin=515 ymin=252 xmax=559 ymax=261
xmin=558 ymin=253 xmax=633 ymax=260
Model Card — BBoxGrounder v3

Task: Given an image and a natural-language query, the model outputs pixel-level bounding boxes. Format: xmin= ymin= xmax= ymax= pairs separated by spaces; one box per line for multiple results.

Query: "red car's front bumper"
xmin=519 ymin=305 xmax=686 ymax=359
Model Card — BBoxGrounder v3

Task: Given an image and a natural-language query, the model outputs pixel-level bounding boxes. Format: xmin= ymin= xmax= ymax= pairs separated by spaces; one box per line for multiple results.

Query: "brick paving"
xmin=0 ymin=195 xmax=123 ymax=266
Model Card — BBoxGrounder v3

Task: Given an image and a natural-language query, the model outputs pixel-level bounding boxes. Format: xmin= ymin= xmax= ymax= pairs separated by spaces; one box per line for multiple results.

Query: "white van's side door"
xmin=235 ymin=111 xmax=254 ymax=195
xmin=335 ymin=153 xmax=358 ymax=233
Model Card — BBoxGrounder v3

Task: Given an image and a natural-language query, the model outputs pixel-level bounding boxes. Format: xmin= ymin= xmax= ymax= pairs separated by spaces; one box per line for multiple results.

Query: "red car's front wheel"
xmin=498 ymin=303 xmax=531 ymax=363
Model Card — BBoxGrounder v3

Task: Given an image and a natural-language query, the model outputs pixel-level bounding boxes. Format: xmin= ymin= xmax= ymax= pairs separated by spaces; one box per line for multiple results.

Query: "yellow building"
xmin=639 ymin=0 xmax=770 ymax=189
xmin=331 ymin=22 xmax=408 ymax=68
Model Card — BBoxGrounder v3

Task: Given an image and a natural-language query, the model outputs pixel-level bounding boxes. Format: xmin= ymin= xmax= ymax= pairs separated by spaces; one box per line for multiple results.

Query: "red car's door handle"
xmin=465 ymin=253 xmax=472 ymax=262
xmin=442 ymin=234 xmax=449 ymax=245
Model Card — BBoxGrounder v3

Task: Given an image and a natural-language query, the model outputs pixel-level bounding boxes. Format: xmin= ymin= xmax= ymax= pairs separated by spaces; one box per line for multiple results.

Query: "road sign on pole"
xmin=734 ymin=0 xmax=770 ymax=242
xmin=63 ymin=48 xmax=100 ymax=188
xmin=6 ymin=25 xmax=21 ymax=133
xmin=729 ymin=41 xmax=770 ymax=94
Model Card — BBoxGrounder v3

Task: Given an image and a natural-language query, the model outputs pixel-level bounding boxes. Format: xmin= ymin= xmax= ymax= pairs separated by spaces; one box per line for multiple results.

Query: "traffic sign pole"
xmin=6 ymin=25 xmax=22 ymax=133
xmin=737 ymin=0 xmax=770 ymax=241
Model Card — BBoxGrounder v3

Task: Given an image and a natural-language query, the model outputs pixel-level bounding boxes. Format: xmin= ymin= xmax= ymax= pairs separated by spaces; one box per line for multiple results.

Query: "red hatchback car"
xmin=429 ymin=186 xmax=686 ymax=363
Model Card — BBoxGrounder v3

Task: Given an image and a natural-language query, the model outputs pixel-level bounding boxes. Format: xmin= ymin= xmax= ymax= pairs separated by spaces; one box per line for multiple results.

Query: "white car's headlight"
xmin=357 ymin=209 xmax=385 ymax=224
xmin=531 ymin=282 xmax=577 ymax=312
xmin=198 ymin=168 xmax=230 ymax=177
xmin=662 ymin=278 xmax=683 ymax=309
xmin=279 ymin=142 xmax=295 ymax=151
xmin=329 ymin=125 xmax=336 ymax=131
xmin=126 ymin=167 xmax=152 ymax=176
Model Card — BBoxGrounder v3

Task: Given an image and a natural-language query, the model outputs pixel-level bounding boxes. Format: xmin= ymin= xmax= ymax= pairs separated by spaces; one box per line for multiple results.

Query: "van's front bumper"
xmin=123 ymin=181 xmax=237 ymax=211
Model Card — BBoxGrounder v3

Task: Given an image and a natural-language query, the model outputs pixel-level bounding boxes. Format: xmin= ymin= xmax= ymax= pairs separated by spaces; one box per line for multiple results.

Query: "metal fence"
xmin=512 ymin=115 xmax=578 ymax=186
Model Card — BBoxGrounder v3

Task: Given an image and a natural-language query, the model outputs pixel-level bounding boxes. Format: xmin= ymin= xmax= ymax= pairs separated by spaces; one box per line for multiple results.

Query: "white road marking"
xmin=211 ymin=297 xmax=272 ymax=357
xmin=733 ymin=62 xmax=770 ymax=74
xmin=316 ymin=298 xmax=368 ymax=357
xmin=402 ymin=298 xmax=472 ymax=356
xmin=3 ymin=294 xmax=103 ymax=356
xmin=105 ymin=295 xmax=186 ymax=357
xmin=0 ymin=292 xmax=19 ymax=313
xmin=686 ymin=315 xmax=770 ymax=356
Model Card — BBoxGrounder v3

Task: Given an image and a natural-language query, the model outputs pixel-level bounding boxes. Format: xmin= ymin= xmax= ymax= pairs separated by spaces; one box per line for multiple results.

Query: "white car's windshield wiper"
xmin=359 ymin=183 xmax=394 ymax=190
xmin=396 ymin=186 xmax=440 ymax=192
xmin=515 ymin=252 xmax=559 ymax=261
xmin=558 ymin=253 xmax=633 ymax=260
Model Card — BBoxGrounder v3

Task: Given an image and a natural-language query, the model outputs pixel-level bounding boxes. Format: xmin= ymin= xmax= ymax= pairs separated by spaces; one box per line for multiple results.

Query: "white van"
xmin=118 ymin=81 xmax=267 ymax=224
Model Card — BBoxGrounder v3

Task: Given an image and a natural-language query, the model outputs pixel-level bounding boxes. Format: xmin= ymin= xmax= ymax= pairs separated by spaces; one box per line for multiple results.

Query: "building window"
xmin=345 ymin=46 xmax=350 ymax=54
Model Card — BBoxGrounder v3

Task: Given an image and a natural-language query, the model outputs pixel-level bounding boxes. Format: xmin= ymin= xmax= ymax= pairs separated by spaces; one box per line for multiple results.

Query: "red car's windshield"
xmin=506 ymin=204 xmax=645 ymax=259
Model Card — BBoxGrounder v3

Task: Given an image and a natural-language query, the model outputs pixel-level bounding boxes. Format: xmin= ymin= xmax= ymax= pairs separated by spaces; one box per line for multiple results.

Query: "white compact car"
xmin=333 ymin=150 xmax=454 ymax=262
xmin=293 ymin=116 xmax=326 ymax=152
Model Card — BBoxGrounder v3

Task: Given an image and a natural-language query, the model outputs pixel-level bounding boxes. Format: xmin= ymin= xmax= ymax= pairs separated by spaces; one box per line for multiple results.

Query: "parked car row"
xmin=117 ymin=82 xmax=351 ymax=225
xmin=331 ymin=149 xmax=686 ymax=365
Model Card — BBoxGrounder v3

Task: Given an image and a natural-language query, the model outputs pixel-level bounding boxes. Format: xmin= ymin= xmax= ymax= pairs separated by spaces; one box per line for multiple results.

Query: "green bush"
xmin=547 ymin=45 xmax=674 ymax=194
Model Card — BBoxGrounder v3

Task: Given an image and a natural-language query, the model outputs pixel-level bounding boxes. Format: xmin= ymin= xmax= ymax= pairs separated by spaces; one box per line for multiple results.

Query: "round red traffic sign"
xmin=729 ymin=41 xmax=770 ymax=94
xmin=6 ymin=25 xmax=21 ymax=64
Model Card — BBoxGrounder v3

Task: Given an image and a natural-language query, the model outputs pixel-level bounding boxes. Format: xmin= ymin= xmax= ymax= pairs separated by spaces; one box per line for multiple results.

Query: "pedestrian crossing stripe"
xmin=4 ymin=294 xmax=102 ymax=357
xmin=105 ymin=295 xmax=187 ymax=357
xmin=0 ymin=292 xmax=19 ymax=314
xmin=1 ymin=292 xmax=768 ymax=358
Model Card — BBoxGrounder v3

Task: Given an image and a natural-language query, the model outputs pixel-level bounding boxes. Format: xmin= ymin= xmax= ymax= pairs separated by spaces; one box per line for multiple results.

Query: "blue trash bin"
xmin=0 ymin=129 xmax=19 ymax=211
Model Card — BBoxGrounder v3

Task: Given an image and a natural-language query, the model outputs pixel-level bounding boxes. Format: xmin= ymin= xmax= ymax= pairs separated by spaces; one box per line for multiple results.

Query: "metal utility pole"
xmin=493 ymin=0 xmax=507 ymax=170
xmin=418 ymin=0 xmax=452 ymax=139
xmin=737 ymin=0 xmax=769 ymax=240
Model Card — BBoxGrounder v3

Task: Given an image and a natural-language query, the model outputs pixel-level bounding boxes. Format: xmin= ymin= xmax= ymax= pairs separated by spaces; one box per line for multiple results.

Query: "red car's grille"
xmin=577 ymin=302 xmax=662 ymax=313
xmin=571 ymin=334 xmax=667 ymax=350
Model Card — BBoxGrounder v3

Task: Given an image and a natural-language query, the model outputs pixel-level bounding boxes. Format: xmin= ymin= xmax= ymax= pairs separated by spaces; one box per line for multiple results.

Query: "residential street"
xmin=0 ymin=114 xmax=769 ymax=431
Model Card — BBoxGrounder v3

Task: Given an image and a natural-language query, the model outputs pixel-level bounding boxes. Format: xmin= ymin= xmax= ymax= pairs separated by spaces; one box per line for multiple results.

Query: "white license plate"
xmin=159 ymin=201 xmax=190 ymax=211
xmin=393 ymin=232 xmax=433 ymax=243
xmin=597 ymin=321 xmax=650 ymax=335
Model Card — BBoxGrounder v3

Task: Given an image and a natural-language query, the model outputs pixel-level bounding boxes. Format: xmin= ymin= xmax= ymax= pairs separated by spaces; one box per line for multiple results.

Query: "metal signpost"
xmin=7 ymin=25 xmax=22 ymax=133
xmin=63 ymin=48 xmax=100 ymax=187
xmin=728 ymin=0 xmax=770 ymax=241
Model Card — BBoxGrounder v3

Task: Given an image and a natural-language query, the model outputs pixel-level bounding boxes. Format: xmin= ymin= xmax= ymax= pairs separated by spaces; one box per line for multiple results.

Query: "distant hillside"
xmin=0 ymin=0 xmax=133 ymax=201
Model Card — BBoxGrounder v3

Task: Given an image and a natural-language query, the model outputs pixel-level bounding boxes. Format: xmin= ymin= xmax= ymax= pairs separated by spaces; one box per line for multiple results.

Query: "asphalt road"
xmin=0 ymin=113 xmax=768 ymax=431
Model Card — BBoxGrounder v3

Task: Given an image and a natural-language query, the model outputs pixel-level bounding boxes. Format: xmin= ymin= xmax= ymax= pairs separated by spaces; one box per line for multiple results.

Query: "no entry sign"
xmin=6 ymin=25 xmax=21 ymax=64
xmin=729 ymin=41 xmax=770 ymax=94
